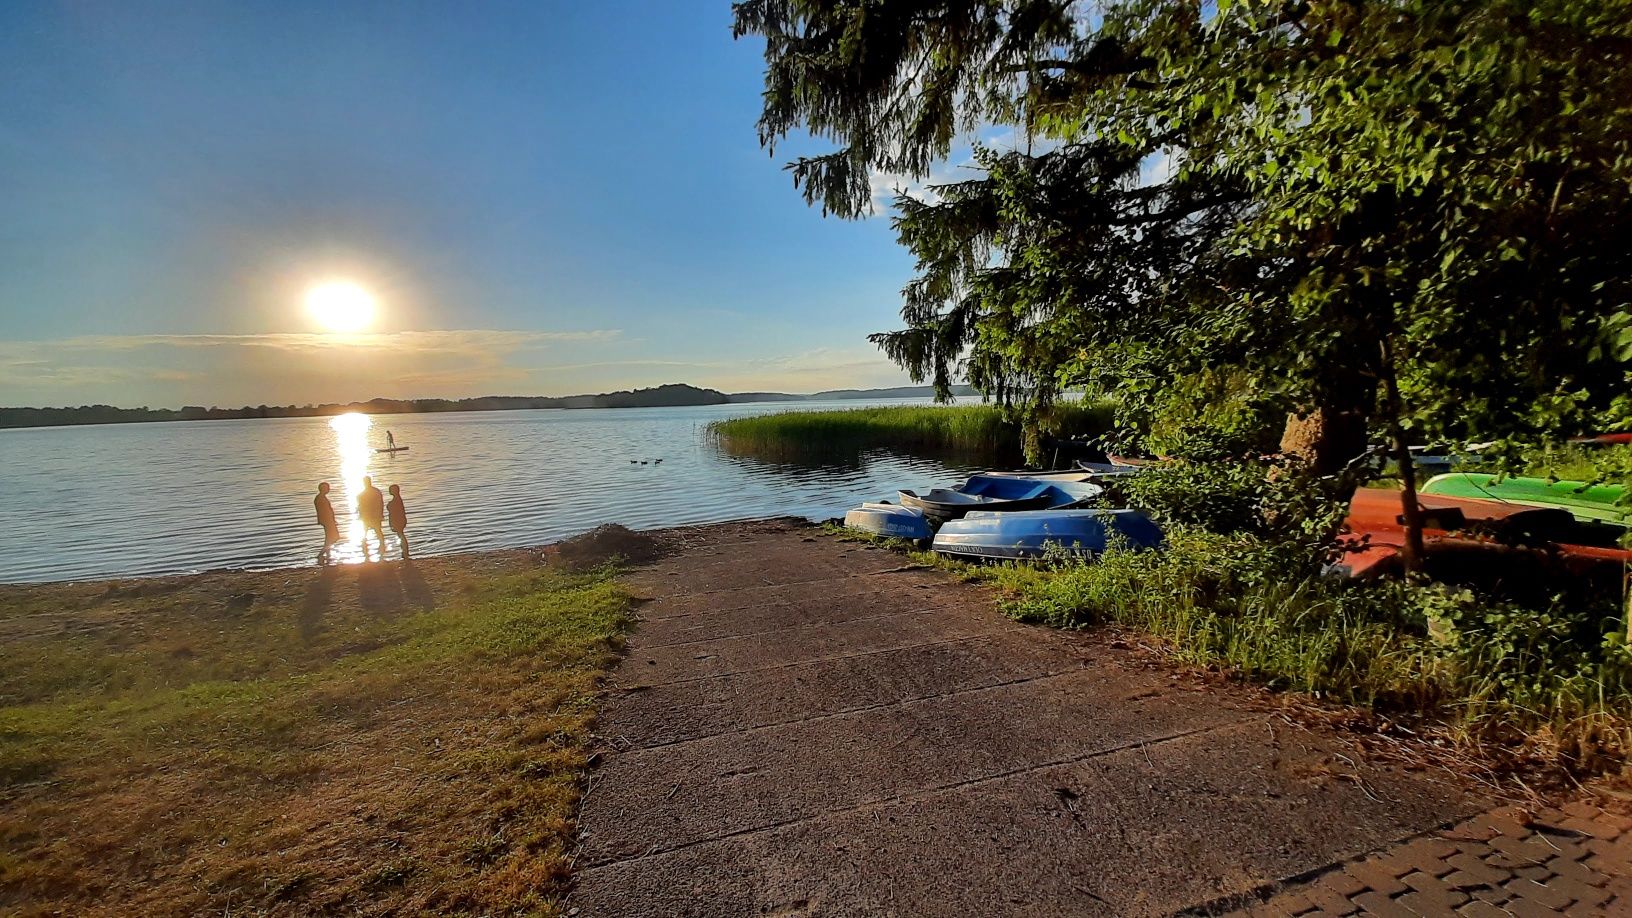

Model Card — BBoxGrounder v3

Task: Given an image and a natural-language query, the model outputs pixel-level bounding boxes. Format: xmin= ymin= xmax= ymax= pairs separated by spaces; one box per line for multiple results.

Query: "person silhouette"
xmin=356 ymin=475 xmax=387 ymax=560
xmin=314 ymin=482 xmax=340 ymax=565
xmin=387 ymin=484 xmax=410 ymax=559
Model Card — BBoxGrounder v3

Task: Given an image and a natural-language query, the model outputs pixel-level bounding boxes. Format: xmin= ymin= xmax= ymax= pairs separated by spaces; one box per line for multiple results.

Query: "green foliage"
xmin=1521 ymin=443 xmax=1632 ymax=489
xmin=953 ymin=526 xmax=1632 ymax=766
xmin=737 ymin=0 xmax=1632 ymax=461
xmin=707 ymin=401 xmax=1113 ymax=462
xmin=1117 ymin=457 xmax=1349 ymax=547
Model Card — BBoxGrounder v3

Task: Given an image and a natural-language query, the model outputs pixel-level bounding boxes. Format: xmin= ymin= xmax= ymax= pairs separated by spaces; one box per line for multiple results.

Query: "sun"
xmin=305 ymin=280 xmax=378 ymax=333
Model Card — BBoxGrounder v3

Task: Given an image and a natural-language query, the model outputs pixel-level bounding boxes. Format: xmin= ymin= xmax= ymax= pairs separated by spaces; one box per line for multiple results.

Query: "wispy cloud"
xmin=45 ymin=329 xmax=620 ymax=353
xmin=0 ymin=329 xmax=919 ymax=408
xmin=0 ymin=328 xmax=625 ymax=407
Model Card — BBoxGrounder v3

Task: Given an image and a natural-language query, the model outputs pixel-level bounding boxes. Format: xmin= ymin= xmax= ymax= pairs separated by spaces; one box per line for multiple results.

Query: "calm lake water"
xmin=0 ymin=399 xmax=980 ymax=583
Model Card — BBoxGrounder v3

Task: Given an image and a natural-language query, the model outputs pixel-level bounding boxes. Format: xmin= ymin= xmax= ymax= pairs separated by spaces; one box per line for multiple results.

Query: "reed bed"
xmin=708 ymin=402 xmax=1114 ymax=461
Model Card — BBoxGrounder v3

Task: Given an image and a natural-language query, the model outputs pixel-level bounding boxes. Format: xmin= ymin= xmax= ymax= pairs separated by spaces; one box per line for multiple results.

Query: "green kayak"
xmin=1420 ymin=472 xmax=1629 ymax=525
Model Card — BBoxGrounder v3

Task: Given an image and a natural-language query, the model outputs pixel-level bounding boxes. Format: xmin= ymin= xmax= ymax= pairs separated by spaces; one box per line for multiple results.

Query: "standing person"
xmin=387 ymin=484 xmax=410 ymax=559
xmin=314 ymin=482 xmax=340 ymax=565
xmin=386 ymin=429 xmax=396 ymax=451
xmin=355 ymin=475 xmax=387 ymax=560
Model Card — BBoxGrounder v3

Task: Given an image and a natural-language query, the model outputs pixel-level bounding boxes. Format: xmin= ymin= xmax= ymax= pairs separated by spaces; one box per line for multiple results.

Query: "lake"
xmin=0 ymin=399 xmax=980 ymax=583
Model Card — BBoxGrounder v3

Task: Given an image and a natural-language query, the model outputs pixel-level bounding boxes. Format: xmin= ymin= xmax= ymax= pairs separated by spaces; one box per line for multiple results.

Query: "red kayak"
xmin=1335 ymin=488 xmax=1629 ymax=577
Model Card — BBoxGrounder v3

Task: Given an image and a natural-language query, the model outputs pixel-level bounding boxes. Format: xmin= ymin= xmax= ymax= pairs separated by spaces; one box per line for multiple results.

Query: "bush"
xmin=975 ymin=525 xmax=1632 ymax=769
xmin=1116 ymin=457 xmax=1348 ymax=546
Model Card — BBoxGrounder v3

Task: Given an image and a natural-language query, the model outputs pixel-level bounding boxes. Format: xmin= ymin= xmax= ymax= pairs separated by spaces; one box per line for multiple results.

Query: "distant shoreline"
xmin=0 ymin=382 xmax=980 ymax=430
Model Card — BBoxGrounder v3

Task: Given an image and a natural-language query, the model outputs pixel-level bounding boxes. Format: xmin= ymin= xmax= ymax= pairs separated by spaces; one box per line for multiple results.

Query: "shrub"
xmin=980 ymin=525 xmax=1632 ymax=769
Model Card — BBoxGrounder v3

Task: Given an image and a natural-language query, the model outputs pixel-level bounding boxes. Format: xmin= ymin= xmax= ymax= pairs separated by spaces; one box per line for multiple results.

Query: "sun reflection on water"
xmin=328 ymin=412 xmax=372 ymax=562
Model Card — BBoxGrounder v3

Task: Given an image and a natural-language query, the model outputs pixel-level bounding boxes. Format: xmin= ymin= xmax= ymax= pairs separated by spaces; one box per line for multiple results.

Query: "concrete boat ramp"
xmin=570 ymin=520 xmax=1631 ymax=916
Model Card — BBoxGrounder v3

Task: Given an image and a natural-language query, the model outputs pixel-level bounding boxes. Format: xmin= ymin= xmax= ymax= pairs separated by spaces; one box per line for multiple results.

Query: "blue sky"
xmin=0 ymin=0 xmax=942 ymax=407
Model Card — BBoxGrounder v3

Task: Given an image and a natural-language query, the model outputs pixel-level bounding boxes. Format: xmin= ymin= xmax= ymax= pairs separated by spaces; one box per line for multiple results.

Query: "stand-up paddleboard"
xmin=376 ymin=446 xmax=410 ymax=454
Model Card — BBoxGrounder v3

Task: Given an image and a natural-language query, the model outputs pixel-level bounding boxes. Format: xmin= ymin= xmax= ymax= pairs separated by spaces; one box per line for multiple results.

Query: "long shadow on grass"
xmin=356 ymin=562 xmax=405 ymax=613
xmin=299 ymin=565 xmax=338 ymax=642
xmin=399 ymin=561 xmax=436 ymax=611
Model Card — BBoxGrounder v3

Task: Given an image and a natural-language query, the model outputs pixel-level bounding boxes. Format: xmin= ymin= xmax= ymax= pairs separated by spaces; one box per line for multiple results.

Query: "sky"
xmin=0 ymin=0 xmax=954 ymax=408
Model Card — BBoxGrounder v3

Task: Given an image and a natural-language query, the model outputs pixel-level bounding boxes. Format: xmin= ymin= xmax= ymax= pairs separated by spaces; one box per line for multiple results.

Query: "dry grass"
xmin=0 ymin=548 xmax=637 ymax=917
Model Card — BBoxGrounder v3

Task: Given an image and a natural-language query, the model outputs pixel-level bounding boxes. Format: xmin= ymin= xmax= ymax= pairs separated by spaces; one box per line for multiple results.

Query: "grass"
xmin=707 ymin=402 xmax=1114 ymax=462
xmin=825 ymin=522 xmax=1632 ymax=774
xmin=0 ymin=549 xmax=636 ymax=917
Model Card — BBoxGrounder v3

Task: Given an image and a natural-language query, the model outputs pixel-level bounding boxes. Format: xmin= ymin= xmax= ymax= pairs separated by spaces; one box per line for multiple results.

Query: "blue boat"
xmin=898 ymin=474 xmax=1103 ymax=523
xmin=932 ymin=509 xmax=1164 ymax=561
xmin=982 ymin=469 xmax=1099 ymax=482
xmin=842 ymin=502 xmax=934 ymax=543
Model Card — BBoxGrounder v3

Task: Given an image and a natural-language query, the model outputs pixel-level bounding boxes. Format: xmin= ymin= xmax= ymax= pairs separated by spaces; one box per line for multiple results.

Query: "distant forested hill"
xmin=0 ymin=383 xmax=978 ymax=428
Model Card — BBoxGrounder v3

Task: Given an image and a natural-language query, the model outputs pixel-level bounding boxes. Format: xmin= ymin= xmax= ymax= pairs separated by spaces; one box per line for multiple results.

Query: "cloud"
xmin=0 ymin=330 xmax=920 ymax=408
xmin=0 ymin=328 xmax=625 ymax=407
xmin=49 ymin=328 xmax=620 ymax=353
xmin=532 ymin=346 xmax=915 ymax=395
xmin=1137 ymin=149 xmax=1177 ymax=188
xmin=865 ymin=127 xmax=1059 ymax=215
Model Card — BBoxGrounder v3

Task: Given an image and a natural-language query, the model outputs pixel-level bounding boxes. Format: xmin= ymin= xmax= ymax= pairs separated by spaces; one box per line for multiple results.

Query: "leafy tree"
xmin=736 ymin=0 xmax=1632 ymax=569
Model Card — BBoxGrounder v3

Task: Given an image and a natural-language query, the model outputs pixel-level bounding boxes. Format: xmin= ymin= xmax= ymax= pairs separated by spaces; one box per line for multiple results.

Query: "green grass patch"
xmin=833 ymin=521 xmax=1632 ymax=773
xmin=708 ymin=402 xmax=1113 ymax=463
xmin=0 ymin=554 xmax=635 ymax=916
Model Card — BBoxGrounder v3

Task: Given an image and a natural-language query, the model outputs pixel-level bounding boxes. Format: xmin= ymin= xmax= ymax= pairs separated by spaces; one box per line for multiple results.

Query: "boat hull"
xmin=843 ymin=503 xmax=934 ymax=542
xmin=1335 ymin=487 xmax=1627 ymax=577
xmin=1420 ymin=473 xmax=1627 ymax=526
xmin=932 ymin=509 xmax=1164 ymax=561
xmin=897 ymin=475 xmax=1102 ymax=523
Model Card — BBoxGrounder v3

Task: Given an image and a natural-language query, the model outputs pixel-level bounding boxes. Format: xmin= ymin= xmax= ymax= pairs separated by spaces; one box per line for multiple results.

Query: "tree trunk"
xmin=1389 ymin=419 xmax=1426 ymax=575
xmin=1378 ymin=335 xmax=1425 ymax=575
xmin=1279 ymin=407 xmax=1369 ymax=479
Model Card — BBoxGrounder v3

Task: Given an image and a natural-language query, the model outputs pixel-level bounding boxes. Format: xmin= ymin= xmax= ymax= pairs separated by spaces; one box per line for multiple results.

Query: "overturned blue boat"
xmin=932 ymin=509 xmax=1164 ymax=561
xmin=898 ymin=475 xmax=1102 ymax=523
xmin=842 ymin=502 xmax=934 ymax=542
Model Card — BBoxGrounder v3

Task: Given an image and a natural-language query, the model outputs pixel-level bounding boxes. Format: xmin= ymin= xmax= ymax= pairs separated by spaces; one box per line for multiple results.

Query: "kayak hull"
xmin=932 ymin=509 xmax=1164 ymax=561
xmin=1336 ymin=487 xmax=1628 ymax=577
xmin=1420 ymin=473 xmax=1627 ymax=526
xmin=843 ymin=503 xmax=934 ymax=542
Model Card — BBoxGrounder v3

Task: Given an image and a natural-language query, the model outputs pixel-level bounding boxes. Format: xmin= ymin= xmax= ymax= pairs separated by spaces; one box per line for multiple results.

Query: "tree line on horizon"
xmin=0 ymin=383 xmax=983 ymax=428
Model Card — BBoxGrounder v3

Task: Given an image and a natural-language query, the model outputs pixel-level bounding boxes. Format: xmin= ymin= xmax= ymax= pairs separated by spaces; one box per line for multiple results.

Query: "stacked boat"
xmin=843 ymin=470 xmax=1163 ymax=562
xmin=1335 ymin=478 xmax=1630 ymax=578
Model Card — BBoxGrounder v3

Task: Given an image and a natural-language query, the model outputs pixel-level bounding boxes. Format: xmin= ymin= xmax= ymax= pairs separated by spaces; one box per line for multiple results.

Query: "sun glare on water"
xmin=306 ymin=280 xmax=378 ymax=333
xmin=328 ymin=412 xmax=373 ymax=559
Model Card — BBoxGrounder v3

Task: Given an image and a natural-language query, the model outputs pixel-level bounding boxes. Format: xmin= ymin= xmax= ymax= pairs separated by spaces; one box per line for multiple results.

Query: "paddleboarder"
xmin=387 ymin=484 xmax=410 ymax=559
xmin=314 ymin=482 xmax=340 ymax=564
xmin=356 ymin=475 xmax=387 ymax=560
xmin=386 ymin=429 xmax=396 ymax=451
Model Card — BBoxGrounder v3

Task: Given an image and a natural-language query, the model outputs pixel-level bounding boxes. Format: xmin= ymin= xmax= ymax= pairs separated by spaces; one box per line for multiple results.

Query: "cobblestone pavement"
xmin=1231 ymin=800 xmax=1632 ymax=917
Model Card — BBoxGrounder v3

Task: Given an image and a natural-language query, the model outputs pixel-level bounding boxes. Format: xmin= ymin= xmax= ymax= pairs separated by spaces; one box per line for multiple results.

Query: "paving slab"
xmin=605 ymin=630 xmax=1110 ymax=749
xmin=633 ymin=584 xmax=991 ymax=647
xmin=572 ymin=520 xmax=1495 ymax=916
xmin=576 ymin=720 xmax=1476 ymax=917
xmin=628 ymin=606 xmax=1016 ymax=685
xmin=580 ymin=669 xmax=1257 ymax=866
xmin=632 ymin=570 xmax=946 ymax=622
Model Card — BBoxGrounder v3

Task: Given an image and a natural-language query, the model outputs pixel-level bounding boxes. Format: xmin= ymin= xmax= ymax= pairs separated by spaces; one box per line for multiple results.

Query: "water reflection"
xmin=0 ymin=399 xmax=984 ymax=583
xmin=327 ymin=412 xmax=372 ymax=563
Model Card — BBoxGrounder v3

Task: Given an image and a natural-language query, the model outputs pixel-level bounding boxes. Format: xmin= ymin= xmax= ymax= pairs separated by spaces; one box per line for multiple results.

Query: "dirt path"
xmin=569 ymin=520 xmax=1628 ymax=916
